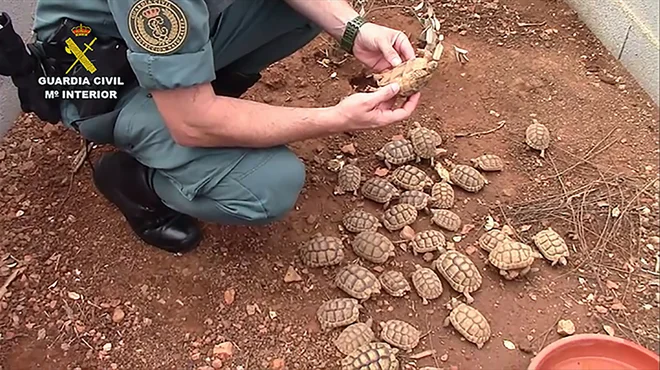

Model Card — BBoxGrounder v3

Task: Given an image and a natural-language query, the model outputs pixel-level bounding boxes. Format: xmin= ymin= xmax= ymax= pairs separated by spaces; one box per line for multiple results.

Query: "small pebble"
xmin=111 ymin=307 xmax=125 ymax=323
xmin=557 ymin=319 xmax=575 ymax=336
xmin=422 ymin=253 xmax=435 ymax=262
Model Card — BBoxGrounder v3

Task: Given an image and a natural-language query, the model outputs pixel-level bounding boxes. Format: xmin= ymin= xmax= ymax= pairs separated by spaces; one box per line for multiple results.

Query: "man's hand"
xmin=353 ymin=23 xmax=416 ymax=72
xmin=331 ymin=83 xmax=420 ymax=132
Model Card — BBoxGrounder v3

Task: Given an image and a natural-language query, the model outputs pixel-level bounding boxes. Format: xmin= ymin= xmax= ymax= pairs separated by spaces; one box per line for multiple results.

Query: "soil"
xmin=1 ymin=0 xmax=659 ymax=369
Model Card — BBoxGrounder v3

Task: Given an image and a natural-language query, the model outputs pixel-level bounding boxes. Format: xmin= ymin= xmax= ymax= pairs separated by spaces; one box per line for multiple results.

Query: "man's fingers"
xmin=374 ymin=92 xmax=421 ymax=125
xmin=400 ymin=92 xmax=421 ymax=112
xmin=394 ymin=32 xmax=416 ymax=61
xmin=378 ymin=40 xmax=403 ymax=67
xmin=377 ymin=96 xmax=397 ymax=111
xmin=367 ymin=83 xmax=400 ymax=106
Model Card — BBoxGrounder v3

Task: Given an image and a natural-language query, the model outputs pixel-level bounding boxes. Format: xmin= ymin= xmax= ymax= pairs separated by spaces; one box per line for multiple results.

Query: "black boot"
xmin=211 ymin=70 xmax=261 ymax=98
xmin=92 ymin=151 xmax=202 ymax=253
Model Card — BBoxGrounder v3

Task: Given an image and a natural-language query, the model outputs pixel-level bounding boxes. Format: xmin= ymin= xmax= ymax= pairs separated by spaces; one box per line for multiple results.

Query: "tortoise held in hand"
xmin=373 ymin=40 xmax=444 ymax=97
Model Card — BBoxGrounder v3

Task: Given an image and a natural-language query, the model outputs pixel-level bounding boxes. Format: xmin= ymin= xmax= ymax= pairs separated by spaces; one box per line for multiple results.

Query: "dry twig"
xmin=0 ymin=267 xmax=26 ymax=300
xmin=455 ymin=120 xmax=506 ymax=138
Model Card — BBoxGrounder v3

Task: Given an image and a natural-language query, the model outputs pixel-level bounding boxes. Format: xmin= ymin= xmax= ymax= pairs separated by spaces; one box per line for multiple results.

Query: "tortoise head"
xmin=375 ymin=149 xmax=385 ymax=160
xmin=447 ymin=297 xmax=461 ymax=310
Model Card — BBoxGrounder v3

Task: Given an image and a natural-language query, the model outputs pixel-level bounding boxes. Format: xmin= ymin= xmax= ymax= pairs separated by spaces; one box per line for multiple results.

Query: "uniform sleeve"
xmin=107 ymin=0 xmax=215 ymax=90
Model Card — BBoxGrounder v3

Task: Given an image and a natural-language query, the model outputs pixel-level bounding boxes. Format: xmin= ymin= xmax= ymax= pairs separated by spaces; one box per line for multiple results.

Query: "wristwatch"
xmin=340 ymin=16 xmax=367 ymax=54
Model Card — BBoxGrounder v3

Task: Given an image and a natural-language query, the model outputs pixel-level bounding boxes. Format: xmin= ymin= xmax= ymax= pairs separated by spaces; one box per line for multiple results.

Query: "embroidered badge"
xmin=128 ymin=0 xmax=188 ymax=54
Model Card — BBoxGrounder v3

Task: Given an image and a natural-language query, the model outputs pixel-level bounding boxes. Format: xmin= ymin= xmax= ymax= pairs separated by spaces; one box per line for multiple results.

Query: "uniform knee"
xmin=257 ymin=149 xmax=305 ymax=221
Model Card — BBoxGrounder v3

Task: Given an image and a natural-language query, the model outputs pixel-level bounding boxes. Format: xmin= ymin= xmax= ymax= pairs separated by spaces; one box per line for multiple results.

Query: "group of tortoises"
xmin=297 ymin=120 xmax=559 ymax=369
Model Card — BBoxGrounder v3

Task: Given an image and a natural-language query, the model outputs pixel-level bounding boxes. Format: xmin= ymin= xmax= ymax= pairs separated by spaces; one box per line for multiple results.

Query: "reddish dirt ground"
xmin=1 ymin=0 xmax=659 ymax=369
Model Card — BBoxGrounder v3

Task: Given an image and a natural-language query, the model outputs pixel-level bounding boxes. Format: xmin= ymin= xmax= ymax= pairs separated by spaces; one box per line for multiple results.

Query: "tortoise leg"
xmin=560 ymin=257 xmax=568 ymax=266
xmin=499 ymin=269 xmax=508 ymax=277
xmin=464 ymin=291 xmax=474 ymax=304
xmin=422 ymin=297 xmax=429 ymax=305
xmin=385 ymin=161 xmax=392 ymax=170
xmin=443 ymin=316 xmax=451 ymax=327
xmin=540 ymin=149 xmax=546 ymax=158
xmin=506 ymin=270 xmax=519 ymax=280
xmin=430 ymin=157 xmax=435 ymax=167
xmin=353 ymin=189 xmax=359 ymax=196
xmin=383 ymin=201 xmax=390 ymax=209
xmin=520 ymin=266 xmax=531 ymax=276
xmin=477 ymin=342 xmax=484 ymax=349
xmin=550 ymin=259 xmax=558 ymax=267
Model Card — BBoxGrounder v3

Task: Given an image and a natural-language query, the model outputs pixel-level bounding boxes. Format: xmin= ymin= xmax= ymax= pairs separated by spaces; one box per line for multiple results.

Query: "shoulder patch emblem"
xmin=128 ymin=0 xmax=188 ymax=54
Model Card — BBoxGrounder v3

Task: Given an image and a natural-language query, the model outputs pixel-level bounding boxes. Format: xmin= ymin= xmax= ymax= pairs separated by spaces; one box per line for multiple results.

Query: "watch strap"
xmin=340 ymin=16 xmax=367 ymax=54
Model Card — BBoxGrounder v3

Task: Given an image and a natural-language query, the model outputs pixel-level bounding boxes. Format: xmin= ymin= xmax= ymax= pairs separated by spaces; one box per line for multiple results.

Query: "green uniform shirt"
xmin=34 ymin=0 xmax=235 ymax=90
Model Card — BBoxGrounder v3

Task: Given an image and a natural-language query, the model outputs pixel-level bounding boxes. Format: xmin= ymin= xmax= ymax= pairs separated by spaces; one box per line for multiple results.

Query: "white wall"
xmin=0 ymin=0 xmax=37 ymax=136
xmin=564 ymin=0 xmax=659 ymax=104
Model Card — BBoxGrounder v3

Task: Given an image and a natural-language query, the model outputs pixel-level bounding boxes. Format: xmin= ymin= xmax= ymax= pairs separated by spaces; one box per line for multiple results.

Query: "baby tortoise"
xmin=409 ymin=229 xmax=447 ymax=256
xmin=430 ymin=182 xmax=455 ymax=209
xmin=379 ymin=319 xmax=420 ymax=352
xmin=335 ymin=264 xmax=381 ymax=301
xmin=444 ymin=298 xmax=491 ymax=349
xmin=343 ymin=209 xmax=382 ymax=233
xmin=390 ymin=165 xmax=433 ymax=191
xmin=408 ymin=122 xmax=444 ymax=166
xmin=382 ymin=203 xmax=418 ymax=231
xmin=352 ymin=232 xmax=396 ymax=264
xmin=533 ymin=227 xmax=569 ymax=266
xmin=341 ymin=342 xmax=400 ymax=370
xmin=376 ymin=139 xmax=416 ymax=169
xmin=488 ymin=241 xmax=540 ymax=280
xmin=478 ymin=229 xmax=512 ymax=253
xmin=335 ymin=159 xmax=362 ymax=195
xmin=317 ymin=298 xmax=362 ymax=331
xmin=399 ymin=190 xmax=433 ymax=213
xmin=300 ymin=234 xmax=345 ymax=268
xmin=431 ymin=209 xmax=462 ymax=232
xmin=525 ymin=120 xmax=551 ymax=158
xmin=379 ymin=270 xmax=411 ymax=297
xmin=361 ymin=177 xmax=400 ymax=209
xmin=470 ymin=154 xmax=504 ymax=172
xmin=373 ymin=39 xmax=444 ymax=97
xmin=434 ymin=251 xmax=482 ymax=304
xmin=411 ymin=264 xmax=444 ymax=304
xmin=449 ymin=164 xmax=488 ymax=193
xmin=334 ymin=319 xmax=376 ymax=356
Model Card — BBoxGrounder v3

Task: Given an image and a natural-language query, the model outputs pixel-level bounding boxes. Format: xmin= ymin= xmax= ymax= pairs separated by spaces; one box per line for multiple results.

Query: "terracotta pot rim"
xmin=528 ymin=333 xmax=660 ymax=370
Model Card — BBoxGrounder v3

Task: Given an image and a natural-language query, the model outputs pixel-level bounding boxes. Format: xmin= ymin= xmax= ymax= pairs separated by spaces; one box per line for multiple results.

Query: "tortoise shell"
xmin=374 ymin=56 xmax=438 ymax=97
xmin=382 ymin=203 xmax=418 ymax=231
xmin=376 ymin=139 xmax=416 ymax=168
xmin=361 ymin=178 xmax=400 ymax=205
xmin=410 ymin=229 xmax=446 ymax=255
xmin=478 ymin=229 xmax=511 ymax=253
xmin=379 ymin=270 xmax=411 ymax=297
xmin=431 ymin=209 xmax=462 ymax=232
xmin=488 ymin=241 xmax=535 ymax=270
xmin=471 ymin=154 xmax=504 ymax=172
xmin=335 ymin=264 xmax=381 ymax=301
xmin=379 ymin=319 xmax=420 ymax=351
xmin=444 ymin=300 xmax=491 ymax=349
xmin=410 ymin=265 xmax=443 ymax=304
xmin=340 ymin=342 xmax=400 ymax=370
xmin=334 ymin=321 xmax=376 ymax=356
xmin=533 ymin=227 xmax=569 ymax=266
xmin=450 ymin=164 xmax=486 ymax=193
xmin=435 ymin=251 xmax=482 ymax=303
xmin=525 ymin=122 xmax=551 ymax=152
xmin=390 ymin=165 xmax=433 ymax=191
xmin=399 ymin=190 xmax=432 ymax=212
xmin=408 ymin=122 xmax=442 ymax=159
xmin=352 ymin=232 xmax=396 ymax=264
xmin=431 ymin=182 xmax=455 ymax=209
xmin=300 ymin=235 xmax=345 ymax=267
xmin=317 ymin=298 xmax=362 ymax=331
xmin=343 ymin=210 xmax=381 ymax=233
xmin=336 ymin=163 xmax=362 ymax=195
